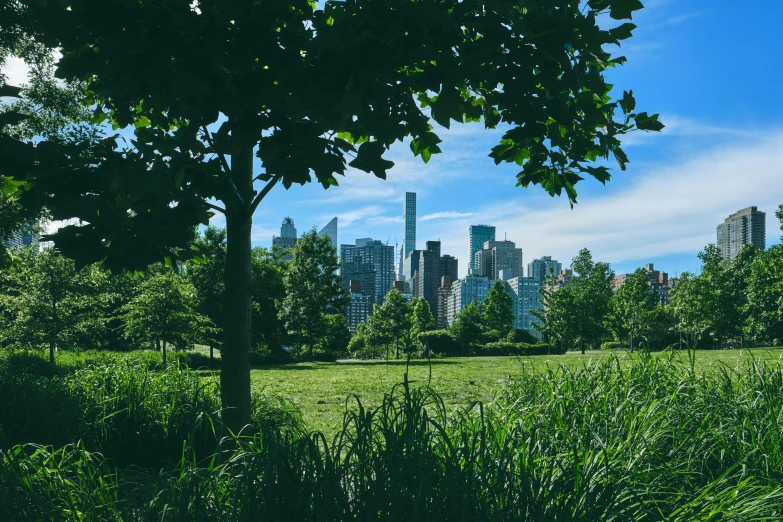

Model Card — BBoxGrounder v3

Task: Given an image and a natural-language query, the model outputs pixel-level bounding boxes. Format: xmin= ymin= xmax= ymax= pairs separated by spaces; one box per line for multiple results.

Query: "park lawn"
xmin=251 ymin=347 xmax=783 ymax=436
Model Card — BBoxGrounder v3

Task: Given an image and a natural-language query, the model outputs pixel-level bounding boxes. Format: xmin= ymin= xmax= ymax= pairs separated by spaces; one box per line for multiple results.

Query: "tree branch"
xmin=249 ymin=174 xmax=282 ymax=214
xmin=201 ymin=125 xmax=245 ymax=208
xmin=205 ymin=202 xmax=226 ymax=214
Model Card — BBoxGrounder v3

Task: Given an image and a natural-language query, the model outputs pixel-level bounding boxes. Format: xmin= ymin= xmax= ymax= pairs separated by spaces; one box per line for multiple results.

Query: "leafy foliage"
xmin=121 ymin=269 xmax=205 ymax=366
xmin=481 ymin=280 xmax=514 ymax=337
xmin=280 ymin=230 xmax=347 ymax=359
xmin=606 ymin=268 xmax=659 ymax=351
xmin=450 ymin=301 xmax=483 ymax=355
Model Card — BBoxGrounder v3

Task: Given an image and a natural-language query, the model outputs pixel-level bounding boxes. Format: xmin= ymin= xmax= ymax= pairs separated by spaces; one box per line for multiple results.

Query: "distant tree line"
xmin=0 ymin=227 xmax=350 ymax=365
xmin=537 ymin=207 xmax=783 ymax=352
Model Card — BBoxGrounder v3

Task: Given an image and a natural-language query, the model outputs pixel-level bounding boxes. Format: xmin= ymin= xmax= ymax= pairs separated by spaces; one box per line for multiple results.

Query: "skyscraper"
xmin=468 ymin=225 xmax=495 ymax=272
xmin=474 ymin=240 xmax=523 ymax=281
xmin=318 ymin=217 xmax=338 ymax=246
xmin=527 ymin=256 xmax=562 ymax=285
xmin=417 ymin=241 xmax=442 ymax=314
xmin=340 ymin=238 xmax=396 ymax=306
xmin=506 ymin=276 xmax=544 ymax=337
xmin=717 ymin=206 xmax=766 ymax=260
xmin=404 ymin=192 xmax=416 ymax=262
xmin=1 ymin=221 xmax=39 ymax=250
xmin=272 ymin=217 xmax=298 ymax=250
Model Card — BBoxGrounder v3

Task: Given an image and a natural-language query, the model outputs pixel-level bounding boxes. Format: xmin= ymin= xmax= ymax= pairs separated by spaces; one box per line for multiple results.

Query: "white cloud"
xmin=421 ymin=211 xmax=476 ymax=221
xmin=1 ymin=56 xmax=30 ymax=87
xmin=461 ymin=130 xmax=783 ymax=270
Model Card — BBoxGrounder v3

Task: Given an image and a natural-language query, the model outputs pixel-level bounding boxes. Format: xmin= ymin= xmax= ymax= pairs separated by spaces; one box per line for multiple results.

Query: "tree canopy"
xmin=1 ymin=0 xmax=661 ymax=431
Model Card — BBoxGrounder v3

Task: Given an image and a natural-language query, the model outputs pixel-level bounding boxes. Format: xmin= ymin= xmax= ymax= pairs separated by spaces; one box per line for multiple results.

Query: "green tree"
xmin=5 ymin=0 xmax=660 ymax=430
xmin=186 ymin=226 xmax=226 ymax=359
xmin=0 ymin=247 xmax=104 ymax=364
xmin=606 ymin=268 xmax=659 ymax=351
xmin=481 ymin=280 xmax=514 ymax=339
xmin=251 ymin=247 xmax=288 ymax=356
xmin=450 ymin=301 xmax=483 ymax=356
xmin=537 ymin=249 xmax=613 ymax=354
xmin=122 ymin=269 xmax=204 ymax=367
xmin=410 ymin=297 xmax=436 ymax=355
xmin=374 ymin=290 xmax=412 ymax=358
xmin=744 ymin=245 xmax=783 ymax=346
xmin=280 ymin=230 xmax=346 ymax=360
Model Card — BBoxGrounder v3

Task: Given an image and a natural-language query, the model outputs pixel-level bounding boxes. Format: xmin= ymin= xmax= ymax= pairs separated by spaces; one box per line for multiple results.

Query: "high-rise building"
xmin=468 ymin=225 xmax=495 ymax=272
xmin=440 ymin=255 xmax=459 ymax=282
xmin=446 ymin=276 xmax=491 ymax=327
xmin=613 ymin=263 xmax=673 ymax=304
xmin=318 ymin=217 xmax=338 ymax=246
xmin=474 ymin=240 xmax=523 ymax=281
xmin=404 ymin=192 xmax=417 ymax=262
xmin=717 ymin=206 xmax=766 ymax=260
xmin=340 ymin=238 xmax=396 ymax=307
xmin=437 ymin=276 xmax=454 ymax=329
xmin=506 ymin=277 xmax=543 ymax=337
xmin=1 ymin=221 xmax=39 ymax=250
xmin=272 ymin=217 xmax=298 ymax=250
xmin=527 ymin=256 xmax=562 ymax=285
xmin=417 ymin=241 xmax=442 ymax=315
xmin=346 ymin=280 xmax=373 ymax=333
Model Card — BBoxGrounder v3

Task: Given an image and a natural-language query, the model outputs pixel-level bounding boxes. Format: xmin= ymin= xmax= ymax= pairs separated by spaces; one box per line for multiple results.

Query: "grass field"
xmin=251 ymin=348 xmax=783 ymax=436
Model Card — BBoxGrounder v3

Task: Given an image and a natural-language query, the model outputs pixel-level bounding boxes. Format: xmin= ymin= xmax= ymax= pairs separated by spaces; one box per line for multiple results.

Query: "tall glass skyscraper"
xmin=403 ymin=192 xmax=416 ymax=262
xmin=468 ymin=225 xmax=495 ymax=272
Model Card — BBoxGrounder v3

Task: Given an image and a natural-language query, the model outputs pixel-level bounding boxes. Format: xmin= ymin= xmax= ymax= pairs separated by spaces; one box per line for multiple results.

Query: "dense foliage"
xmin=2 ymin=351 xmax=782 ymax=520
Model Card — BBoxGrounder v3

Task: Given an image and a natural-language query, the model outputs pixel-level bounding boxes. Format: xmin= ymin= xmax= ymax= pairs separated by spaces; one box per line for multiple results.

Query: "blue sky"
xmin=5 ymin=0 xmax=782 ymax=277
xmin=235 ymin=0 xmax=783 ymax=277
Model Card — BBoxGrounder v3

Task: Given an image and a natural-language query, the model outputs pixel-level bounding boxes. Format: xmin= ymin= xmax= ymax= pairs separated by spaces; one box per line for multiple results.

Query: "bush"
xmin=507 ymin=328 xmax=540 ymax=344
xmin=419 ymin=330 xmax=460 ymax=356
xmin=480 ymin=342 xmax=557 ymax=356
xmin=601 ymin=341 xmax=628 ymax=350
xmin=0 ymin=356 xmax=303 ymax=468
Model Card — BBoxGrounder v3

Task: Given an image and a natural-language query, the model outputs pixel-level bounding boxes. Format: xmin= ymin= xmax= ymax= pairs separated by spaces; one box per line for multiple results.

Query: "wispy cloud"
xmin=421 ymin=211 xmax=476 ymax=221
xmin=458 ymin=129 xmax=783 ymax=270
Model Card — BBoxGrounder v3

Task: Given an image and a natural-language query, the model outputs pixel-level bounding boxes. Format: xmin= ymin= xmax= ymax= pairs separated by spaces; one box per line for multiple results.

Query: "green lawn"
xmin=251 ymin=348 xmax=783 ymax=436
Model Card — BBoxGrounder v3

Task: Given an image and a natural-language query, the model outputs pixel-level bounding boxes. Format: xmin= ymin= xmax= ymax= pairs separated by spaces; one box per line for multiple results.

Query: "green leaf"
xmin=613 ymin=148 xmax=629 ymax=170
xmin=634 ymin=112 xmax=665 ymax=132
xmin=0 ymin=85 xmax=22 ymax=98
xmin=609 ymin=0 xmax=644 ymax=20
xmin=134 ymin=116 xmax=151 ymax=129
xmin=0 ymin=111 xmax=30 ymax=128
xmin=610 ymin=23 xmax=636 ymax=41
xmin=421 ymin=148 xmax=432 ymax=163
xmin=619 ymin=90 xmax=636 ymax=114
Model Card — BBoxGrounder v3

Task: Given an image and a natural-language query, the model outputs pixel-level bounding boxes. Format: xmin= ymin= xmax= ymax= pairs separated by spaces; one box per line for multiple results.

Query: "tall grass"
xmin=1 ymin=350 xmax=782 ymax=520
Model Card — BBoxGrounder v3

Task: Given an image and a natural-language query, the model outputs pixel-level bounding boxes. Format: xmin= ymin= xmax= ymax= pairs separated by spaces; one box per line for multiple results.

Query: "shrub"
xmin=601 ymin=341 xmax=628 ymax=350
xmin=507 ymin=328 xmax=540 ymax=344
xmin=480 ymin=342 xmax=556 ymax=356
xmin=419 ymin=330 xmax=460 ymax=356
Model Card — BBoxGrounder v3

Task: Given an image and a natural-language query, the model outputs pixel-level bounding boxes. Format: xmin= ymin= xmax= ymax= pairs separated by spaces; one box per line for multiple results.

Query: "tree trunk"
xmin=221 ymin=146 xmax=254 ymax=435
xmin=162 ymin=339 xmax=168 ymax=367
xmin=210 ymin=344 xmax=214 ymax=360
xmin=49 ymin=340 xmax=55 ymax=365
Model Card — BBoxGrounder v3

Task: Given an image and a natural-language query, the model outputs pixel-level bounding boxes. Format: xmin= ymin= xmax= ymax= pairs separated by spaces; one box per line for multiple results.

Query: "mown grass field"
xmin=250 ymin=348 xmax=783 ymax=436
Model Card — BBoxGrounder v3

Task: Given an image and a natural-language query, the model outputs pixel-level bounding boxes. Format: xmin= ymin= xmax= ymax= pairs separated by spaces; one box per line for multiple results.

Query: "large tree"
xmin=3 ymin=0 xmax=660 ymax=431
xmin=450 ymin=301 xmax=483 ymax=356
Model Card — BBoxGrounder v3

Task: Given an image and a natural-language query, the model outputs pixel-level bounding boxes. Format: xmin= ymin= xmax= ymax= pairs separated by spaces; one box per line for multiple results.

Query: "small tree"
xmin=450 ymin=301 xmax=483 ymax=356
xmin=482 ymin=280 xmax=514 ymax=339
xmin=122 ymin=269 xmax=204 ymax=367
xmin=606 ymin=268 xmax=659 ymax=352
xmin=280 ymin=230 xmax=347 ymax=360
xmin=744 ymin=245 xmax=783 ymax=346
xmin=186 ymin=226 xmax=226 ymax=359
xmin=0 ymin=247 xmax=104 ymax=364
xmin=251 ymin=247 xmax=289 ymax=355
xmin=374 ymin=290 xmax=412 ymax=358
xmin=410 ymin=297 xmax=436 ymax=355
